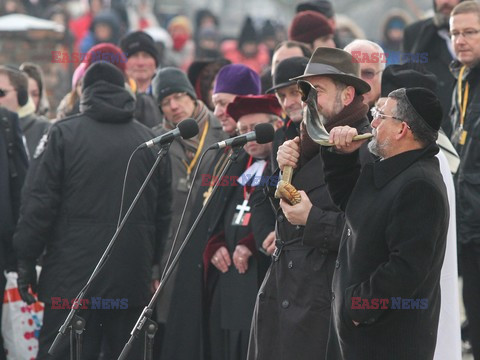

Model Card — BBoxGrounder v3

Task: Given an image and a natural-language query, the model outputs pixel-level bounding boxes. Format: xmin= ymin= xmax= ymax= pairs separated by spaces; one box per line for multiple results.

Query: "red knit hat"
xmin=85 ymin=42 xmax=127 ymax=74
xmin=289 ymin=10 xmax=333 ymax=45
xmin=226 ymin=94 xmax=283 ymax=122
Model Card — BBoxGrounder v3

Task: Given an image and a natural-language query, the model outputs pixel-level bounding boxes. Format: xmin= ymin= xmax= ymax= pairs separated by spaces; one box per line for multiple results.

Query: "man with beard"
xmin=248 ymin=47 xmax=372 ymax=360
xmin=151 ymin=67 xmax=225 ymax=343
xmin=449 ymin=2 xmax=480 ymax=358
xmin=403 ymin=0 xmax=463 ymax=136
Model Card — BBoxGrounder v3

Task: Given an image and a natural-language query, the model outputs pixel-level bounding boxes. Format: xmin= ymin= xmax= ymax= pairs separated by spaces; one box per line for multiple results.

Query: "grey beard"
xmin=368 ymin=137 xmax=388 ymax=160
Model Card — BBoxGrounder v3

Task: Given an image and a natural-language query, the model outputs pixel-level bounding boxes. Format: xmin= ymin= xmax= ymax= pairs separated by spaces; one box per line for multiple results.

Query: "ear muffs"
xmin=16 ymin=86 xmax=28 ymax=107
xmin=3 ymin=65 xmax=29 ymax=107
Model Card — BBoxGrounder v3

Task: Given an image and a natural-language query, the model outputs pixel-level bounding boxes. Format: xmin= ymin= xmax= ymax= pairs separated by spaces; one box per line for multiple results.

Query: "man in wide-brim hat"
xmin=288 ymin=46 xmax=371 ymax=135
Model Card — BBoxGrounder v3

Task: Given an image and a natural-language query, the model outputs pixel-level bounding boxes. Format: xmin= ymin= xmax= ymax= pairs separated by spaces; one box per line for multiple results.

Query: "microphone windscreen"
xmin=254 ymin=123 xmax=275 ymax=144
xmin=178 ymin=118 xmax=199 ymax=139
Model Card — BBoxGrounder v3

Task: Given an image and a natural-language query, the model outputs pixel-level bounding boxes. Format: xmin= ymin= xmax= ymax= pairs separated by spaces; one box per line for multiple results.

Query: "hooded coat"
xmin=13 ymin=80 xmax=172 ymax=307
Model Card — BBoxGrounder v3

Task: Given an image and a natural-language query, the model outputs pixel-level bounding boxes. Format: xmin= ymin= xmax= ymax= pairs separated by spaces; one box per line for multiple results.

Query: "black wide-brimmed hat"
xmin=291 ymin=47 xmax=371 ymax=94
xmin=267 ymin=56 xmax=309 ymax=93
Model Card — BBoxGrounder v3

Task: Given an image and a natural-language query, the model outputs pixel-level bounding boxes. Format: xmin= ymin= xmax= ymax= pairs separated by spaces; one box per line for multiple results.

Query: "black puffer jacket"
xmin=14 ymin=80 xmax=172 ymax=306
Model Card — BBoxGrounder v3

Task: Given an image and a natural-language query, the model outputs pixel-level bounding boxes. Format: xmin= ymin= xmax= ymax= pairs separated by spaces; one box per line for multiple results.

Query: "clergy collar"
xmin=372 ymin=143 xmax=439 ymax=189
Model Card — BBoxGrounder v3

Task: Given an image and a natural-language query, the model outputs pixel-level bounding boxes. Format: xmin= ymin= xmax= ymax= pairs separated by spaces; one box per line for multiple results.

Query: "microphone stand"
xmin=117 ymin=146 xmax=243 ymax=360
xmin=48 ymin=143 xmax=171 ymax=359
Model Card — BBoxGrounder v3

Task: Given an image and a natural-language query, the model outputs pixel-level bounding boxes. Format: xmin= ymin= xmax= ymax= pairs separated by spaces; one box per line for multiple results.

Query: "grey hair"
xmin=388 ymin=88 xmax=438 ymax=146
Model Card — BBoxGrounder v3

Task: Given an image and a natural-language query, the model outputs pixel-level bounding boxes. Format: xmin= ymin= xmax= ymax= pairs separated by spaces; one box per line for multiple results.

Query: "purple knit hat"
xmin=213 ymin=64 xmax=261 ymax=95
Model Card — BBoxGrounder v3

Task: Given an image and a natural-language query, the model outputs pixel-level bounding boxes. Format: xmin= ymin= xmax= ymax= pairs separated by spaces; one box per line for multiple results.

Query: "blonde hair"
xmin=451 ymin=1 xmax=480 ymax=19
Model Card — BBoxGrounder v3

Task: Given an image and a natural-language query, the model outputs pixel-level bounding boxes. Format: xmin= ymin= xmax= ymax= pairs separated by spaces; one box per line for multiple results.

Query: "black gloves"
xmin=17 ymin=259 xmax=38 ymax=305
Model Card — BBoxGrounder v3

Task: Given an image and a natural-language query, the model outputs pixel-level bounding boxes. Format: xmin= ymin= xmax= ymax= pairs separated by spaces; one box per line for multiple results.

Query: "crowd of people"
xmin=1 ymin=0 xmax=480 ymax=359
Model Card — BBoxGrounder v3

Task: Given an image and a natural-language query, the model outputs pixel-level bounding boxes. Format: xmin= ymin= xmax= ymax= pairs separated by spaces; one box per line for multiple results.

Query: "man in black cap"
xmin=403 ymin=0 xmax=462 ymax=136
xmin=13 ymin=62 xmax=172 ymax=360
xmin=151 ymin=67 xmax=225 ymax=339
xmin=121 ymin=30 xmax=159 ymax=94
xmin=267 ymin=56 xmax=308 ymax=169
xmin=290 ymin=87 xmax=447 ymax=359
xmin=377 ymin=63 xmax=462 ymax=360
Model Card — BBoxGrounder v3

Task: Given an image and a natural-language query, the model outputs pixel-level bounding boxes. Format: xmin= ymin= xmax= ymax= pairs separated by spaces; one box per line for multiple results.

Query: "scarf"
xmin=163 ymin=100 xmax=210 ymax=161
xmin=324 ymin=94 xmax=370 ymax=133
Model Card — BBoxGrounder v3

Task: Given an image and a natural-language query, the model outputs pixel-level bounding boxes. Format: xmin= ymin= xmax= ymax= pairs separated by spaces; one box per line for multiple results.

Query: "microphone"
xmin=210 ymin=123 xmax=275 ymax=149
xmin=139 ymin=118 xmax=199 ymax=149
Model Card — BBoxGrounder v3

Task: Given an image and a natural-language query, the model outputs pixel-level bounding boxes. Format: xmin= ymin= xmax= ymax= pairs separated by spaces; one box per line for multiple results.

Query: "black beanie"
xmin=152 ymin=67 xmax=197 ymax=105
xmin=404 ymin=87 xmax=442 ymax=131
xmin=82 ymin=61 xmax=125 ymax=91
xmin=120 ymin=31 xmax=159 ymax=66
xmin=381 ymin=63 xmax=437 ymax=97
xmin=296 ymin=0 xmax=335 ymax=18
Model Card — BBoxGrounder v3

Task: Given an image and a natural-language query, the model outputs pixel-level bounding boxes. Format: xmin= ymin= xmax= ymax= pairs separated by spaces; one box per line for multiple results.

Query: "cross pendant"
xmin=234 ymin=199 xmax=251 ymax=225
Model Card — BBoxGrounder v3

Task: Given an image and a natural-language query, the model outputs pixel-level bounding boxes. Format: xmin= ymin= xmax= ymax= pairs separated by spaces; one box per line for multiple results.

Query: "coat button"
xmin=288 ymin=260 xmax=293 ymax=269
xmin=259 ymin=292 xmax=265 ymax=301
xmin=335 ymin=260 xmax=340 ymax=269
xmin=278 ymin=214 xmax=284 ymax=222
xmin=281 ymin=300 xmax=290 ymax=308
xmin=347 ymin=228 xmax=351 ymax=237
xmin=331 ymin=292 xmax=335 ymax=301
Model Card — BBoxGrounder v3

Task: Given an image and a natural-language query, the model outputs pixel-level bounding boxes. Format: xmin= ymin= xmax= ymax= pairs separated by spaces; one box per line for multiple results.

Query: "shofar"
xmin=275 ymin=80 xmax=372 ymax=206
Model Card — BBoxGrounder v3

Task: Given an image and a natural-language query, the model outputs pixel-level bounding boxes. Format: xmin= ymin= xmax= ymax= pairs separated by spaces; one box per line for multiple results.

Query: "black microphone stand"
xmin=48 ymin=143 xmax=171 ymax=359
xmin=117 ymin=146 xmax=243 ymax=360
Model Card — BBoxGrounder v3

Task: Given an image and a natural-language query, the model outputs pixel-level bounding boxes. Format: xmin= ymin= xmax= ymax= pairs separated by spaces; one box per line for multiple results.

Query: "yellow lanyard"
xmin=457 ymin=65 xmax=470 ymax=128
xmin=182 ymin=120 xmax=209 ymax=177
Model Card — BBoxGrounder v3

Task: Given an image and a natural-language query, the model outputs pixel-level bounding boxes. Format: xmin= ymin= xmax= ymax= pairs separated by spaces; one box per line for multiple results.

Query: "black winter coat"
xmin=248 ymin=153 xmax=344 ymax=360
xmin=403 ymin=19 xmax=455 ymax=136
xmin=450 ymin=62 xmax=480 ymax=245
xmin=323 ymin=144 xmax=449 ymax=360
xmin=13 ymin=81 xmax=172 ymax=307
xmin=0 ymin=108 xmax=28 ymax=272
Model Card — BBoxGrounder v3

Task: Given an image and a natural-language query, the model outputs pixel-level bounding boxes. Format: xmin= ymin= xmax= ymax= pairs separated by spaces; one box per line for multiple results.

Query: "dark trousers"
xmin=36 ymin=305 xmax=144 ymax=360
xmin=461 ymin=242 xmax=480 ymax=360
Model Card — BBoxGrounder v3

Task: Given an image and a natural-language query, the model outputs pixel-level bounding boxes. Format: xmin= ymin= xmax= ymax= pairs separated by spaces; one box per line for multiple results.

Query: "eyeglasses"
xmin=0 ymin=88 xmax=16 ymax=98
xmin=371 ymin=107 xmax=412 ymax=130
xmin=361 ymin=69 xmax=382 ymax=80
xmin=450 ymin=29 xmax=480 ymax=40
xmin=160 ymin=92 xmax=188 ymax=108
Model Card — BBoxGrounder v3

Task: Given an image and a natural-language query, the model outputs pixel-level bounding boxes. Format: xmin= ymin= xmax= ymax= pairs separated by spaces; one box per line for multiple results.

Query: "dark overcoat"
xmin=248 ymin=153 xmax=344 ymax=360
xmin=13 ymin=81 xmax=172 ymax=307
xmin=403 ymin=19 xmax=455 ymax=136
xmin=322 ymin=144 xmax=449 ymax=360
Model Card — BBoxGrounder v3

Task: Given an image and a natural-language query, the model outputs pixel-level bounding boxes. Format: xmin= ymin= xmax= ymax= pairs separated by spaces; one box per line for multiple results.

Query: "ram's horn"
xmin=298 ymin=80 xmax=373 ymax=146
